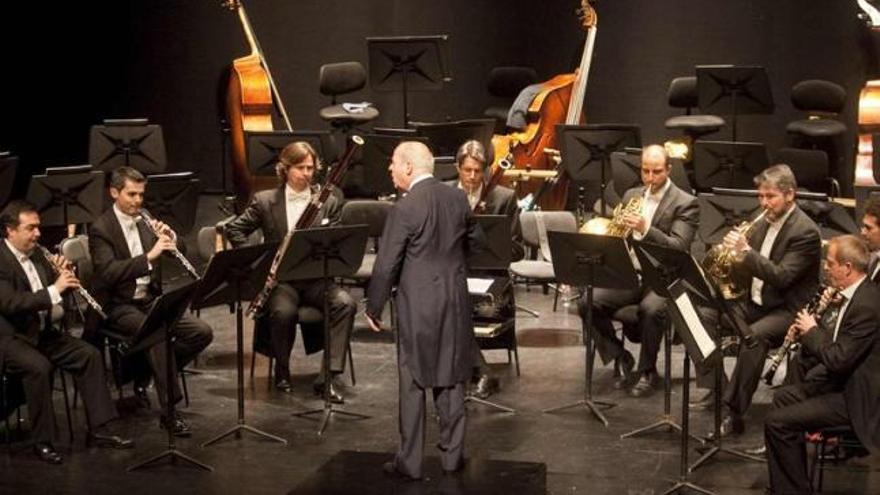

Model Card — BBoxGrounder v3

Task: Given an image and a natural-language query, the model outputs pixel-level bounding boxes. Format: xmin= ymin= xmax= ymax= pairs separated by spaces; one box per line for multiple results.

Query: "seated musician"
xmin=89 ymin=167 xmax=213 ymax=437
xmin=859 ymin=196 xmax=880 ymax=284
xmin=765 ymin=235 xmax=880 ymax=494
xmin=578 ymin=144 xmax=698 ymax=397
xmin=223 ymin=141 xmax=356 ymax=402
xmin=445 ymin=140 xmax=523 ymax=399
xmin=0 ymin=201 xmax=132 ymax=465
xmin=698 ymin=164 xmax=821 ymax=438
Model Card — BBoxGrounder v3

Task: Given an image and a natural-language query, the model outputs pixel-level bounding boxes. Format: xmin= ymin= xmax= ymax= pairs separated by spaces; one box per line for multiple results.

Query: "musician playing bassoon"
xmin=578 ymin=144 xmax=698 ymax=398
xmin=89 ymin=167 xmax=213 ymax=437
xmin=224 ymin=141 xmax=355 ymax=402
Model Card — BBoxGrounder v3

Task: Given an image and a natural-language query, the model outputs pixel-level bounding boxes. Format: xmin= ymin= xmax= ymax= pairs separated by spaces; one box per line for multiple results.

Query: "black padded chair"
xmin=786 ymin=79 xmax=847 ymax=179
xmin=774 ymin=147 xmax=839 ymax=196
xmin=809 ymin=425 xmax=867 ymax=493
xmin=664 ymin=76 xmax=725 ymax=161
xmin=484 ymin=66 xmax=539 ymax=133
xmin=318 ymin=62 xmax=379 ymax=132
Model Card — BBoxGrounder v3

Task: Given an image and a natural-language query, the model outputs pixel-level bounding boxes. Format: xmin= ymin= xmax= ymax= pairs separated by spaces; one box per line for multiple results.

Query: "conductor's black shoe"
xmin=688 ymin=390 xmax=715 ymax=411
xmin=706 ymin=415 xmax=744 ymax=441
xmin=274 ymin=378 xmax=293 ymax=393
xmin=383 ymin=461 xmax=421 ymax=481
xmin=744 ymin=444 xmax=767 ymax=457
xmin=159 ymin=413 xmax=192 ymax=437
xmin=313 ymin=381 xmax=344 ymax=404
xmin=614 ymin=351 xmax=636 ymax=390
xmin=472 ymin=374 xmax=498 ymax=399
xmin=629 ymin=371 xmax=660 ymax=398
xmin=87 ymin=426 xmax=134 ymax=449
xmin=33 ymin=443 xmax=63 ymax=465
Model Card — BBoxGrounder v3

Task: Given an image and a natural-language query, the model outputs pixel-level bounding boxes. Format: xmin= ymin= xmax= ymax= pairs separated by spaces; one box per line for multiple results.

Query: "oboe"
xmin=763 ymin=285 xmax=839 ymax=385
xmin=138 ymin=209 xmax=201 ymax=279
xmin=36 ymin=244 xmax=107 ymax=320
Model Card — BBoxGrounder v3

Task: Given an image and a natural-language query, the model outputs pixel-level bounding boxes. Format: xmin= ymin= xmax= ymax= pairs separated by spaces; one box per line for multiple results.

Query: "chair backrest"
xmin=196 ymin=226 xmax=219 ymax=262
xmin=774 ymin=147 xmax=830 ymax=192
xmin=667 ymin=76 xmax=698 ymax=112
xmin=339 ymin=199 xmax=392 ymax=238
xmin=791 ymin=79 xmax=846 ymax=116
xmin=319 ymin=62 xmax=367 ymax=98
xmin=519 ymin=211 xmax=577 ymax=260
xmin=58 ymin=235 xmax=94 ymax=288
xmin=487 ymin=66 xmax=539 ymax=99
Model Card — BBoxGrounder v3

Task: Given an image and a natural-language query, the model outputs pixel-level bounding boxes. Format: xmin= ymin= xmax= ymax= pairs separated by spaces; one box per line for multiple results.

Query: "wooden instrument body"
xmin=856 ymin=1 xmax=880 ymax=187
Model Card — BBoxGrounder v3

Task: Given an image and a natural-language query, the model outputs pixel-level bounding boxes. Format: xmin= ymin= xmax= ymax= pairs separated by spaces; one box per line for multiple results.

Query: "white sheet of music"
xmin=674 ymin=291 xmax=716 ymax=360
xmin=467 ymin=278 xmax=494 ymax=294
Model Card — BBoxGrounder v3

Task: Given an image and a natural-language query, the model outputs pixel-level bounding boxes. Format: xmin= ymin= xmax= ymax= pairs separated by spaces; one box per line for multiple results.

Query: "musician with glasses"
xmin=765 ymin=235 xmax=880 ymax=494
xmin=0 ymin=200 xmax=132 ymax=465
xmin=89 ymin=166 xmax=213 ymax=437
xmin=223 ymin=141 xmax=356 ymax=403
xmin=697 ymin=164 xmax=821 ymax=439
xmin=578 ymin=144 xmax=698 ymax=397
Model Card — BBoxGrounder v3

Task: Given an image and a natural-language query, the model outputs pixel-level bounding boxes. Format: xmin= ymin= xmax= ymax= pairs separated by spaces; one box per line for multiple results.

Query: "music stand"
xmin=411 ymin=119 xmax=495 ymax=160
xmin=696 ymin=65 xmax=774 ymax=141
xmin=543 ymin=232 xmax=638 ymax=426
xmin=283 ymin=225 xmax=369 ymax=435
xmin=361 ymin=134 xmax=430 ymax=198
xmin=692 ymin=141 xmax=768 ymax=192
xmin=26 ymin=165 xmax=105 ymax=229
xmin=195 ymin=243 xmax=287 ymax=449
xmin=88 ymin=118 xmax=167 ymax=174
xmin=143 ymin=172 xmax=200 ymax=236
xmin=127 ymin=282 xmax=213 ymax=473
xmin=367 ymin=35 xmax=452 ymax=126
xmin=610 ymin=148 xmax=643 ymax=198
xmin=697 ymin=191 xmax=761 ymax=245
xmin=0 ymin=152 xmax=18 ymax=208
xmin=465 ymin=215 xmax=515 ymax=413
xmin=557 ymin=124 xmax=641 ymax=216
xmin=245 ymin=130 xmax=336 ymax=177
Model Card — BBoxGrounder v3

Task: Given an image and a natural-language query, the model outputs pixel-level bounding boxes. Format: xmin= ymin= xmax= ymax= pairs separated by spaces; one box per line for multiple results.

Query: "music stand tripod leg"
xmin=464 ymin=393 xmax=516 ymax=413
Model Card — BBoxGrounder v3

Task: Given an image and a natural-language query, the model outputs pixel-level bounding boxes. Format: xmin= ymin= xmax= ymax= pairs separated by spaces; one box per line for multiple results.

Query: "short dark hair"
xmin=110 ymin=166 xmax=147 ymax=191
xmin=0 ymin=200 xmax=39 ymax=238
xmin=455 ymin=140 xmax=488 ymax=168
xmin=275 ymin=141 xmax=321 ymax=183
xmin=754 ymin=164 xmax=797 ymax=193
xmin=864 ymin=196 xmax=880 ymax=223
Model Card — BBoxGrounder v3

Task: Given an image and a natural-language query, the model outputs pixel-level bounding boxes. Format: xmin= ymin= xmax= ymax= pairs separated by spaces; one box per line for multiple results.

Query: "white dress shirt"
xmin=457 ymin=181 xmax=482 ymax=210
xmin=285 ymin=184 xmax=312 ymax=231
xmin=832 ymin=275 xmax=865 ymax=342
xmin=750 ymin=204 xmax=796 ymax=306
xmin=632 ymin=178 xmax=672 ymax=241
xmin=114 ymin=204 xmax=152 ymax=300
xmin=871 ymin=251 xmax=880 ymax=281
xmin=5 ymin=239 xmax=62 ymax=329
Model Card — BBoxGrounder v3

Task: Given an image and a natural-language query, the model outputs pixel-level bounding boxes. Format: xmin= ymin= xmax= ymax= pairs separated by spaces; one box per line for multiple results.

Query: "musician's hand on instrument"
xmin=723 ymin=230 xmax=749 ymax=253
xmin=146 ymin=235 xmax=176 ymax=262
xmin=794 ymin=309 xmax=817 ymax=335
xmin=365 ymin=313 xmax=383 ymax=332
xmin=48 ymin=253 xmax=72 ymax=272
xmin=149 ymin=219 xmax=176 ymax=241
xmin=53 ymin=270 xmax=80 ymax=293
xmin=622 ymin=214 xmax=647 ymax=234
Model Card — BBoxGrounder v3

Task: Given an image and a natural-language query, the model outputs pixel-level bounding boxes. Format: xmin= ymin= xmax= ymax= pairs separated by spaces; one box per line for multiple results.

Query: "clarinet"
xmin=36 ymin=244 xmax=107 ymax=320
xmin=763 ymin=285 xmax=839 ymax=385
xmin=246 ymin=134 xmax=364 ymax=319
xmin=138 ymin=209 xmax=201 ymax=279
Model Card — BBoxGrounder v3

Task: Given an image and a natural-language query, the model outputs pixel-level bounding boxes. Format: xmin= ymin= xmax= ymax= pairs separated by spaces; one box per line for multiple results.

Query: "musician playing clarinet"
xmin=224 ymin=141 xmax=356 ymax=402
xmin=89 ymin=166 xmax=213 ymax=437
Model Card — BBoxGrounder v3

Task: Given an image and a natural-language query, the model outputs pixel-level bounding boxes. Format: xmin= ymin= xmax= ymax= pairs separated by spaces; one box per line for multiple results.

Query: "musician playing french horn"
xmin=89 ymin=166 xmax=213 ymax=437
xmin=223 ymin=142 xmax=355 ymax=402
xmin=579 ymin=144 xmax=698 ymax=397
xmin=697 ymin=164 xmax=822 ymax=440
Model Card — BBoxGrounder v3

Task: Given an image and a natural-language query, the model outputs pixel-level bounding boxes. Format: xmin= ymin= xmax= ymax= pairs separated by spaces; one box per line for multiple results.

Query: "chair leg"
xmin=249 ymin=350 xmax=256 ymax=380
xmin=58 ymin=372 xmax=74 ymax=444
xmin=180 ymin=371 xmax=189 ymax=408
xmin=552 ymin=286 xmax=559 ymax=312
xmin=347 ymin=342 xmax=356 ymax=387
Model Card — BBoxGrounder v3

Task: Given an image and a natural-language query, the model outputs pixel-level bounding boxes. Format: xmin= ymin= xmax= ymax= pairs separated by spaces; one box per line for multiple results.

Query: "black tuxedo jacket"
xmin=620 ymin=181 xmax=699 ymax=252
xmin=443 ymin=180 xmax=524 ymax=261
xmin=741 ymin=206 xmax=821 ymax=312
xmin=800 ymin=279 xmax=880 ymax=452
xmin=0 ymin=242 xmax=57 ymax=347
xmin=367 ymin=177 xmax=483 ymax=387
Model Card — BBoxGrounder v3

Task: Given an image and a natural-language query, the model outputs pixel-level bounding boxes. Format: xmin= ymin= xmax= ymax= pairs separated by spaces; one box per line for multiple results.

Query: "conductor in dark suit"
xmin=444 ymin=139 xmax=523 ymax=399
xmin=0 ymin=201 xmax=131 ymax=465
xmin=859 ymin=196 xmax=880 ymax=284
xmin=704 ymin=164 xmax=822 ymax=438
xmin=578 ymin=144 xmax=699 ymax=397
xmin=89 ymin=167 xmax=213 ymax=436
xmin=765 ymin=235 xmax=880 ymax=494
xmin=366 ymin=141 xmax=482 ymax=480
xmin=223 ymin=141 xmax=355 ymax=401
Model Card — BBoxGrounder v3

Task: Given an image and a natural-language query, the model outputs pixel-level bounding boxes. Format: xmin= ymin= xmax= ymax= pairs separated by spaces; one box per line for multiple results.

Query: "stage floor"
xmin=2 ymin=195 xmax=878 ymax=494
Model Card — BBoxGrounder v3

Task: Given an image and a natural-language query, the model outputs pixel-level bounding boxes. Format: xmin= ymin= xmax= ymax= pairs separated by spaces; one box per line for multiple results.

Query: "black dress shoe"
xmin=87 ymin=430 xmax=135 ymax=449
xmin=689 ymin=390 xmax=716 ymax=411
xmin=706 ymin=415 xmax=744 ymax=441
xmin=274 ymin=378 xmax=293 ymax=392
xmin=313 ymin=381 xmax=344 ymax=404
xmin=33 ymin=443 xmax=63 ymax=465
xmin=472 ymin=374 xmax=499 ymax=399
xmin=744 ymin=444 xmax=766 ymax=457
xmin=382 ymin=461 xmax=421 ymax=481
xmin=159 ymin=413 xmax=192 ymax=437
xmin=134 ymin=385 xmax=151 ymax=408
xmin=629 ymin=371 xmax=660 ymax=398
xmin=614 ymin=351 xmax=636 ymax=390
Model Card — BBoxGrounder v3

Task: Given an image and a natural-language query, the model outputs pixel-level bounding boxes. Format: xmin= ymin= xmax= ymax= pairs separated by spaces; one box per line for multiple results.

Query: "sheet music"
xmin=674 ymin=291 xmax=716 ymax=359
xmin=467 ymin=278 xmax=494 ymax=294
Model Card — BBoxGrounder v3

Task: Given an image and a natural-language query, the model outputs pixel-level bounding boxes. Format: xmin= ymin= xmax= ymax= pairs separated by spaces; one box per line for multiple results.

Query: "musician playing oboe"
xmin=0 ymin=200 xmax=132 ymax=465
xmin=224 ymin=141 xmax=355 ymax=402
xmin=765 ymin=235 xmax=880 ymax=494
xmin=89 ymin=167 xmax=213 ymax=437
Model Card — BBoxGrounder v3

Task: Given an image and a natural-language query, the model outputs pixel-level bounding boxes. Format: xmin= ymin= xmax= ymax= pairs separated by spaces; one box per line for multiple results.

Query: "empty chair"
xmin=510 ymin=211 xmax=577 ymax=312
xmin=664 ymin=76 xmax=725 ymax=163
xmin=774 ymin=147 xmax=839 ymax=196
xmin=786 ymin=79 xmax=847 ymax=179
xmin=318 ymin=62 xmax=379 ymax=132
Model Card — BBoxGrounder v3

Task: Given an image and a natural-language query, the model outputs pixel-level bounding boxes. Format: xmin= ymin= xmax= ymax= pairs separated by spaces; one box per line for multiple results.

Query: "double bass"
xmin=490 ymin=0 xmax=598 ymax=211
xmin=857 ymin=0 xmax=880 ymax=186
xmin=223 ymin=0 xmax=294 ymax=204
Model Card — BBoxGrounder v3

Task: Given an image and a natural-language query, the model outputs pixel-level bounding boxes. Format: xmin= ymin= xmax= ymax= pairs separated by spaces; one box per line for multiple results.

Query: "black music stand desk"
xmin=27 ymin=165 xmax=105 ymax=230
xmin=543 ymin=232 xmax=638 ymax=426
xmin=127 ymin=282 xmax=213 ymax=473
xmin=282 ymin=225 xmax=369 ymax=435
xmin=194 ymin=243 xmax=287 ymax=449
xmin=696 ymin=65 xmax=774 ymax=142
xmin=692 ymin=141 xmax=768 ymax=192
xmin=89 ymin=118 xmax=167 ymax=174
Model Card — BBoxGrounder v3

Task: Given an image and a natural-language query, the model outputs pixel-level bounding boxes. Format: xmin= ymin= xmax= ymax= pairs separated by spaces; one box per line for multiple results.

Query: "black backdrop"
xmin=1 ymin=0 xmax=872 ymax=195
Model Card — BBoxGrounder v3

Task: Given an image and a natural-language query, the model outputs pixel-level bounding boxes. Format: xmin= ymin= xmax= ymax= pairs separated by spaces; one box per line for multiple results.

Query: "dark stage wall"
xmin=1 ymin=1 xmax=871 ymax=194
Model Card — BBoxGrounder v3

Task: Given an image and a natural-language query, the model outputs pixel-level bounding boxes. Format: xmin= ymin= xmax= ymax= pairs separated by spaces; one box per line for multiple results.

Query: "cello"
xmin=856 ymin=0 xmax=880 ymax=186
xmin=490 ymin=0 xmax=598 ymax=211
xmin=223 ymin=0 xmax=294 ymax=204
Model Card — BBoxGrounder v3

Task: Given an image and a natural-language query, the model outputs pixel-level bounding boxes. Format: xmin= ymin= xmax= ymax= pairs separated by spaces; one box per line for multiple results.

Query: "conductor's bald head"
xmin=390 ymin=141 xmax=435 ymax=191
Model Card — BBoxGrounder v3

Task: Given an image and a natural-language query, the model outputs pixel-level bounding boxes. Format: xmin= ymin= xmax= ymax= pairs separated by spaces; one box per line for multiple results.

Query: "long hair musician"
xmin=223 ymin=141 xmax=356 ymax=402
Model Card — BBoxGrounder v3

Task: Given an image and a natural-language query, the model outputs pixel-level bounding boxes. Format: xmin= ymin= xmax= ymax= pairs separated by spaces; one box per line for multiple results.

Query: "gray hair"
xmin=830 ymin=234 xmax=870 ymax=273
xmin=455 ymin=140 xmax=487 ymax=168
xmin=754 ymin=164 xmax=797 ymax=193
xmin=397 ymin=141 xmax=434 ymax=175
